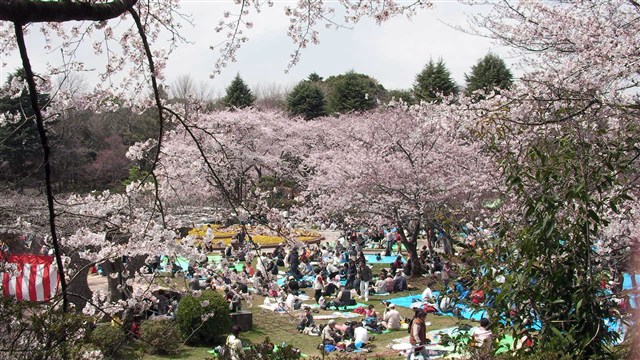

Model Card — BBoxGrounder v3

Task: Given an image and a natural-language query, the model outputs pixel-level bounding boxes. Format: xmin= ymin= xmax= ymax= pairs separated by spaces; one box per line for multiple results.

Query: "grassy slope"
xmin=144 ymin=261 xmax=473 ymax=359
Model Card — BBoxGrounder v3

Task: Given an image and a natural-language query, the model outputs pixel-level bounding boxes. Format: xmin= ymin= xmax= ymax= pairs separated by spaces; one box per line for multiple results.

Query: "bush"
xmin=90 ymin=323 xmax=132 ymax=359
xmin=140 ymin=319 xmax=181 ymax=355
xmin=176 ymin=289 xmax=231 ymax=345
xmin=494 ymin=350 xmax=574 ymax=360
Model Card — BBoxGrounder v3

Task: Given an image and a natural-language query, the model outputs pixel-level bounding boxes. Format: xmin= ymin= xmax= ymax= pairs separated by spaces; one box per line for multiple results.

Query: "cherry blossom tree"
xmin=0 ymin=0 xmax=434 ymax=357
xmin=296 ymin=102 xmax=498 ymax=274
xmin=462 ymin=1 xmax=640 ymax=357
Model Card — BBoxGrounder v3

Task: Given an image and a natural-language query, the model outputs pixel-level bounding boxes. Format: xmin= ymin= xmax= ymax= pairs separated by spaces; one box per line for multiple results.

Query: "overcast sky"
xmin=1 ymin=1 xmax=517 ymax=98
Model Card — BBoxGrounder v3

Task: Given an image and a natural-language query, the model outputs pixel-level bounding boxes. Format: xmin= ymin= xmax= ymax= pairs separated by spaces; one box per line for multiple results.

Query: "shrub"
xmin=176 ymin=289 xmax=231 ymax=345
xmin=90 ymin=323 xmax=131 ymax=359
xmin=140 ymin=319 xmax=181 ymax=355
xmin=494 ymin=350 xmax=574 ymax=360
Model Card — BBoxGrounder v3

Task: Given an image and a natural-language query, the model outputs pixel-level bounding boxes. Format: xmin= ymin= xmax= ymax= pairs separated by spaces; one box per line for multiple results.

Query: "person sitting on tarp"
xmin=244 ymin=262 xmax=255 ymax=277
xmin=373 ymin=276 xmax=386 ymax=294
xmin=384 ymin=275 xmax=395 ymax=293
xmin=322 ymin=279 xmax=339 ymax=297
xmin=344 ymin=322 xmax=357 ymax=340
xmin=301 ymin=259 xmax=315 ymax=276
xmin=394 ymin=270 xmax=408 ymax=292
xmin=287 ymin=276 xmax=300 ymax=295
xmin=353 ymin=322 xmax=370 ymax=348
xmin=455 ymin=281 xmax=469 ymax=299
xmin=471 ymin=289 xmax=485 ymax=305
xmin=297 ymin=306 xmax=315 ymax=332
xmin=438 ymin=291 xmax=453 ymax=313
xmin=390 ymin=256 xmax=404 ymax=274
xmin=421 ymin=285 xmax=434 ymax=303
xmin=471 ymin=318 xmax=493 ymax=355
xmin=331 ymin=285 xmax=356 ymax=310
xmin=322 ymin=320 xmax=343 ymax=345
xmin=285 ymin=292 xmax=302 ymax=310
xmin=364 ymin=305 xmax=381 ymax=332
xmin=381 ymin=303 xmax=402 ymax=330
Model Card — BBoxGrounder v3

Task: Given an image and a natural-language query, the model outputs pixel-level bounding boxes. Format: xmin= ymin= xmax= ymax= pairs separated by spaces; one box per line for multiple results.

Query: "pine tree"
xmin=223 ymin=74 xmax=255 ymax=109
xmin=464 ymin=53 xmax=513 ymax=98
xmin=325 ymin=71 xmax=384 ymax=114
xmin=287 ymin=78 xmax=327 ymax=120
xmin=413 ymin=59 xmax=458 ymax=103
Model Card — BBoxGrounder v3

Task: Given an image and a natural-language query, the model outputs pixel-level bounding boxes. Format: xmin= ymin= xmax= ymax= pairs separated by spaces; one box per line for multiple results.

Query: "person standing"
xmin=313 ymin=270 xmax=324 ymax=304
xmin=358 ymin=263 xmax=372 ymax=302
xmin=385 ymin=230 xmax=394 ymax=256
xmin=395 ymin=231 xmax=403 ymax=256
xmin=226 ymin=325 xmax=244 ymax=360
xmin=287 ymin=248 xmax=301 ymax=279
xmin=407 ymin=310 xmax=429 ymax=360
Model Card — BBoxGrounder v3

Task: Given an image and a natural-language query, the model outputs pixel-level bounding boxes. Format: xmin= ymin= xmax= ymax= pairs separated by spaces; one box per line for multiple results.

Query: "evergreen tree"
xmin=307 ymin=73 xmax=323 ymax=82
xmin=0 ymin=69 xmax=50 ymax=183
xmin=325 ymin=71 xmax=384 ymax=114
xmin=413 ymin=59 xmax=458 ymax=103
xmin=464 ymin=53 xmax=513 ymax=98
xmin=223 ymin=74 xmax=255 ymax=109
xmin=387 ymin=89 xmax=415 ymax=105
xmin=287 ymin=79 xmax=326 ymax=120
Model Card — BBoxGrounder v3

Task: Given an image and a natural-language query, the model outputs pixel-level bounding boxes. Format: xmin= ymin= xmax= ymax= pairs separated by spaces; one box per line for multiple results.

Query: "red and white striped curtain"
xmin=1 ymin=253 xmax=60 ymax=302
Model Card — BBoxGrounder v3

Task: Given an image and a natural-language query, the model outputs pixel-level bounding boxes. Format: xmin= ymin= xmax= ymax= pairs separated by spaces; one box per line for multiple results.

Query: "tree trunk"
xmin=66 ymin=254 xmax=93 ymax=310
xmin=397 ymin=220 xmax=423 ymax=277
xmin=104 ymin=255 xmax=148 ymax=303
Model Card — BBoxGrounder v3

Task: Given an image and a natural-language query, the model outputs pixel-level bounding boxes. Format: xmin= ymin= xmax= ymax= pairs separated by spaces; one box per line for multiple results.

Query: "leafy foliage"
xmin=176 ymin=290 xmax=231 ymax=345
xmin=90 ymin=323 xmax=133 ymax=359
xmin=223 ymin=74 xmax=255 ymax=109
xmin=412 ymin=59 xmax=458 ymax=103
xmin=286 ymin=81 xmax=326 ymax=120
xmin=472 ymin=100 xmax=640 ymax=358
xmin=0 ymin=297 xmax=94 ymax=360
xmin=140 ymin=319 xmax=182 ymax=355
xmin=387 ymin=89 xmax=415 ymax=105
xmin=0 ymin=69 xmax=50 ymax=183
xmin=325 ymin=71 xmax=384 ymax=114
xmin=464 ymin=53 xmax=513 ymax=99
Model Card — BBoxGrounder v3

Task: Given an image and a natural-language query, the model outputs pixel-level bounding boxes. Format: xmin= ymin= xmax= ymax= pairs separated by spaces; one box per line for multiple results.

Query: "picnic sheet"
xmin=387 ymin=293 xmax=488 ymax=322
xmin=308 ymin=302 xmax=368 ymax=311
xmin=390 ymin=327 xmax=468 ymax=357
xmin=315 ymin=312 xmax=363 ymax=320
xmin=364 ymin=254 xmax=404 ymax=264
xmin=622 ymin=273 xmax=640 ymax=290
xmin=259 ymin=304 xmax=286 ymax=312
xmin=276 ymin=275 xmax=315 ymax=286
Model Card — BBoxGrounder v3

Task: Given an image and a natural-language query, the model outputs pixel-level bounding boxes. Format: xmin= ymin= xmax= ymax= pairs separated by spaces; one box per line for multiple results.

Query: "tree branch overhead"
xmin=0 ymin=0 xmax=138 ymax=23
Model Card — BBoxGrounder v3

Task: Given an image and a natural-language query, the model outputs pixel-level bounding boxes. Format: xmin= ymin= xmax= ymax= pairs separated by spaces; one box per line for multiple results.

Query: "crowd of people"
xmin=153 ymin=226 xmax=502 ymax=358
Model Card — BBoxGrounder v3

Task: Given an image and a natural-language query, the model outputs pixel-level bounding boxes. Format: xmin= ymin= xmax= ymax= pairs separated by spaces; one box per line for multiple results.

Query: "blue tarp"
xmin=365 ymin=255 xmax=404 ymax=264
xmin=622 ymin=273 xmax=640 ymax=290
xmin=387 ymin=294 xmax=422 ymax=308
xmin=386 ymin=292 xmax=494 ymax=323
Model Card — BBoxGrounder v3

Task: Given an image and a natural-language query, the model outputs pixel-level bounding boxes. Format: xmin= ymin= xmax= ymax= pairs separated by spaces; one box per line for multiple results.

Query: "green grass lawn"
xmin=142 ymin=264 xmax=474 ymax=360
